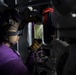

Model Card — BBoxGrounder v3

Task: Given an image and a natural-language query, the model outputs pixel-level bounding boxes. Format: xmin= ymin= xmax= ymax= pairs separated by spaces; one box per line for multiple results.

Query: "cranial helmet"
xmin=0 ymin=8 xmax=23 ymax=44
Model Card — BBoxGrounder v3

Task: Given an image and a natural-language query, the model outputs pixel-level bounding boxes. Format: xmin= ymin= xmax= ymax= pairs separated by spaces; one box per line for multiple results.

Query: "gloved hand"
xmin=28 ymin=39 xmax=42 ymax=51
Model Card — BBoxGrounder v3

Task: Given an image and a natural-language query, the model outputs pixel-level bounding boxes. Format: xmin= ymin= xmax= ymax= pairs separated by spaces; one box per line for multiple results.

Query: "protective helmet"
xmin=0 ymin=8 xmax=22 ymax=44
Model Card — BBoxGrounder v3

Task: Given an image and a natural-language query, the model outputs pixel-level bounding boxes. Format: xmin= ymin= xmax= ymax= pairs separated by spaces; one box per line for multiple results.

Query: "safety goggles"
xmin=7 ymin=30 xmax=23 ymax=36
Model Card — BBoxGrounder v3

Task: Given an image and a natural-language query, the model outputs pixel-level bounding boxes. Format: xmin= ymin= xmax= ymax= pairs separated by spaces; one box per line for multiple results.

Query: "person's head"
xmin=0 ymin=8 xmax=22 ymax=46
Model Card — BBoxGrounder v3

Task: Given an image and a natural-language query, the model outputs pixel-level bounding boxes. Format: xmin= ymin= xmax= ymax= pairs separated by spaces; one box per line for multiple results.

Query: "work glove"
xmin=28 ymin=39 xmax=42 ymax=51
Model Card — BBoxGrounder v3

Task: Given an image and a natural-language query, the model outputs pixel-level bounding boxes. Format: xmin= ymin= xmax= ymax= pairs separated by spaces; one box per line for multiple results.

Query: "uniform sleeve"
xmin=26 ymin=51 xmax=35 ymax=74
xmin=0 ymin=59 xmax=30 ymax=75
